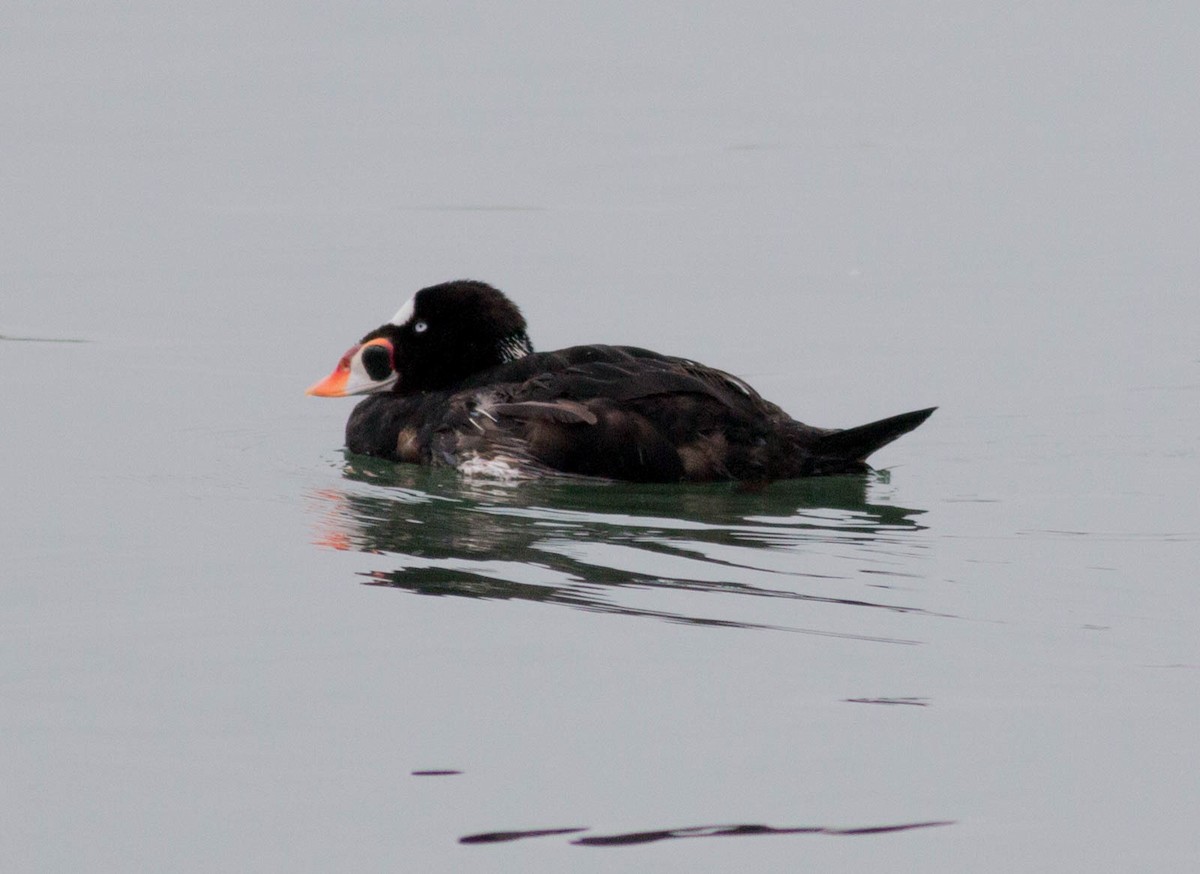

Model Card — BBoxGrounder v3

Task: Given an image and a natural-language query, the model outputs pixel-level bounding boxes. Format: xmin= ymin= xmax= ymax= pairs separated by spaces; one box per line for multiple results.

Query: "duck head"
xmin=306 ymin=280 xmax=533 ymax=397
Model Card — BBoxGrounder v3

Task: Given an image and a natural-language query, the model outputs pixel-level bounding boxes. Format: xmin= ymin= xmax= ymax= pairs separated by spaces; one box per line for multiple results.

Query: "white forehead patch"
xmin=389 ymin=296 xmax=416 ymax=326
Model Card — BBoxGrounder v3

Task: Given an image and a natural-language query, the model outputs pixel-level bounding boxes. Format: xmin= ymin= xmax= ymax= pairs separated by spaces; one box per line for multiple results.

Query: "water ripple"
xmin=307 ymin=455 xmax=939 ymax=637
xmin=460 ymin=819 xmax=954 ymax=846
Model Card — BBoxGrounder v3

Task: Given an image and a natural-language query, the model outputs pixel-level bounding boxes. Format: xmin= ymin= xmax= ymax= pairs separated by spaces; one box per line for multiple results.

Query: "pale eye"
xmin=413 ymin=320 xmax=428 ymax=333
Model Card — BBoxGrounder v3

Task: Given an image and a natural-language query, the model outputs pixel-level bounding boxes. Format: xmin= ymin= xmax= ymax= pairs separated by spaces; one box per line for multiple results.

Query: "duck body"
xmin=309 ymin=281 xmax=935 ymax=483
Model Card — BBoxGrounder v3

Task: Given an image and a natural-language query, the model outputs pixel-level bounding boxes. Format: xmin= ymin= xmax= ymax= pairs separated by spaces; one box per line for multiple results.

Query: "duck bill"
xmin=306 ymin=368 xmax=351 ymax=397
xmin=306 ymin=343 xmax=359 ymax=397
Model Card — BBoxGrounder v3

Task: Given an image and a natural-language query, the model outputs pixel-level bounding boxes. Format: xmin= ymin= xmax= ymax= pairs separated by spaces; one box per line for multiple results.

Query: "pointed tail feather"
xmin=813 ymin=407 xmax=936 ymax=463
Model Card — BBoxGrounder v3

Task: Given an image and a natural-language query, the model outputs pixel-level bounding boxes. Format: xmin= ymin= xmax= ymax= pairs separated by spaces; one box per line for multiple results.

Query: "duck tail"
xmin=813 ymin=407 xmax=937 ymax=463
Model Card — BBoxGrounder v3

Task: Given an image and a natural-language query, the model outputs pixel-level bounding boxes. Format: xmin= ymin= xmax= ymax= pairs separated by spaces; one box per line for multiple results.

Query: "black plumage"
xmin=316 ymin=280 xmax=935 ymax=482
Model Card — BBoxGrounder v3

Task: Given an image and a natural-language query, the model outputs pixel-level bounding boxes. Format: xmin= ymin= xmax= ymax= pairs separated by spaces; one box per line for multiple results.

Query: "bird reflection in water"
xmin=307 ymin=454 xmax=936 ymax=637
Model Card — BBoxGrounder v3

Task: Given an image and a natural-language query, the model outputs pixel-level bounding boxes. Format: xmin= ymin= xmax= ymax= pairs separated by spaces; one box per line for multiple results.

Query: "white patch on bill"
xmin=390 ymin=296 xmax=416 ymax=326
xmin=343 ymin=350 xmax=398 ymax=395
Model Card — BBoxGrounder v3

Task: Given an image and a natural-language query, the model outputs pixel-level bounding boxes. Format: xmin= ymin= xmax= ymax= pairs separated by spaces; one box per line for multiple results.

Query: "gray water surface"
xmin=4 ymin=4 xmax=1198 ymax=872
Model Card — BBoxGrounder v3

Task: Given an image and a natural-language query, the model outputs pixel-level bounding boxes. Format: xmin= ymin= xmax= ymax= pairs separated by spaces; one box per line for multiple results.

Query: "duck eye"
xmin=413 ymin=320 xmax=428 ymax=334
xmin=361 ymin=344 xmax=392 ymax=381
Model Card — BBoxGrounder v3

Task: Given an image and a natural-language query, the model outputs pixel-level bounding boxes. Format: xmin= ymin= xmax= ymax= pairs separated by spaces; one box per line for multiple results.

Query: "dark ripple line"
xmin=460 ymin=827 xmax=589 ymax=844
xmin=459 ymin=820 xmax=955 ymax=846
xmin=361 ymin=569 xmax=922 ymax=643
xmin=576 ymin=600 xmax=922 ymax=644
xmin=624 ymin=563 xmax=949 ymax=617
xmin=534 ymin=538 xmax=944 ymax=616
xmin=0 ymin=333 xmax=89 ymax=343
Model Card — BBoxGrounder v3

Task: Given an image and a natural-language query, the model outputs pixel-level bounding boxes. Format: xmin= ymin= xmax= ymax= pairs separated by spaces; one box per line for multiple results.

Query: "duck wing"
xmin=472 ymin=353 xmax=935 ymax=480
xmin=449 ymin=348 xmax=798 ymax=481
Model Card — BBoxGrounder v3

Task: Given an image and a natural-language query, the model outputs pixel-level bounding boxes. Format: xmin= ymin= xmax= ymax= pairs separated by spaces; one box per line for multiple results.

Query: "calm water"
xmin=4 ymin=4 xmax=1198 ymax=872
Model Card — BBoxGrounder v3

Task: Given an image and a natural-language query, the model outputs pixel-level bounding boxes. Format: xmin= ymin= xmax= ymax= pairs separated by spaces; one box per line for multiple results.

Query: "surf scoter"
xmin=307 ymin=280 xmax=935 ymax=482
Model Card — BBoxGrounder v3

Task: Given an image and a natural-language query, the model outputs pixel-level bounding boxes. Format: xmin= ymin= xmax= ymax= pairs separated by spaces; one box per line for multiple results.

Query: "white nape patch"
xmin=389 ymin=296 xmax=416 ymax=326
xmin=456 ymin=455 xmax=529 ymax=481
xmin=498 ymin=333 xmax=532 ymax=362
